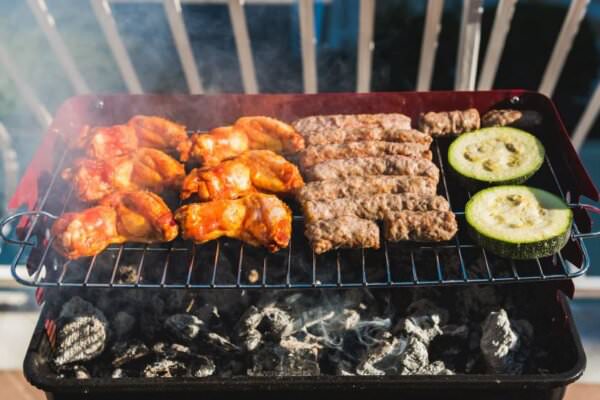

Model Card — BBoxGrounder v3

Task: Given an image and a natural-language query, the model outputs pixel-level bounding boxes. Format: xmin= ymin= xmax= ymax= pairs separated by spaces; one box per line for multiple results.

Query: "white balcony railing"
xmin=0 ymin=0 xmax=599 ymax=295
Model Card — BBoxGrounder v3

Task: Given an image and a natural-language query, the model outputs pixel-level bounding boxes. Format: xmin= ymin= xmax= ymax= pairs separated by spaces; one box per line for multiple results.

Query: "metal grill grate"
xmin=3 ymin=135 xmax=597 ymax=289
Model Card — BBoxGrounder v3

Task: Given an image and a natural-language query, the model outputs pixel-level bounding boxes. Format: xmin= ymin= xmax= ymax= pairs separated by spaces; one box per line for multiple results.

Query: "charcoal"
xmin=165 ymin=314 xmax=205 ymax=342
xmin=153 ymin=342 xmax=196 ymax=360
xmin=238 ymin=305 xmax=294 ymax=351
xmin=419 ymin=360 xmax=454 ymax=375
xmin=217 ymin=359 xmax=246 ymax=378
xmin=356 ymin=333 xmax=405 ymax=375
xmin=205 ymin=332 xmax=240 ymax=352
xmin=457 ymin=286 xmax=502 ymax=322
xmin=406 ymin=299 xmax=449 ymax=325
xmin=394 ymin=314 xmax=443 ymax=344
xmin=73 ymin=365 xmax=91 ymax=379
xmin=398 ymin=336 xmax=432 ymax=375
xmin=112 ymin=368 xmax=126 ymax=379
xmin=143 ymin=359 xmax=187 ymax=378
xmin=192 ymin=356 xmax=216 ymax=377
xmin=480 ymin=309 xmax=533 ymax=374
xmin=111 ymin=341 xmax=150 ymax=368
xmin=247 ymin=345 xmax=320 ymax=376
xmin=53 ymin=297 xmax=108 ymax=367
xmin=112 ymin=311 xmax=135 ymax=340
xmin=115 ymin=265 xmax=138 ymax=284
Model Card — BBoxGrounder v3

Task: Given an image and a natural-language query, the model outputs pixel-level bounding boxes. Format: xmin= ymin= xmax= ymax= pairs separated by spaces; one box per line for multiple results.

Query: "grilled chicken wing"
xmin=181 ymin=150 xmax=304 ymax=200
xmin=76 ymin=116 xmax=189 ymax=160
xmin=175 ymin=193 xmax=292 ymax=252
xmin=128 ymin=115 xmax=188 ymax=152
xmin=77 ymin=124 xmax=139 ymax=160
xmin=52 ymin=191 xmax=178 ymax=259
xmin=100 ymin=191 xmax=179 ymax=243
xmin=63 ymin=148 xmax=185 ymax=202
xmin=180 ymin=117 xmax=304 ymax=166
xmin=181 ymin=127 xmax=249 ymax=165
xmin=235 ymin=116 xmax=305 ymax=153
xmin=51 ymin=206 xmax=121 ymax=259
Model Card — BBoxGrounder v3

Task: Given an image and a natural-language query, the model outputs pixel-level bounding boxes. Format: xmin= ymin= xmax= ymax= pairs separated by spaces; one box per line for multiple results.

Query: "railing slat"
xmin=163 ymin=0 xmax=204 ymax=94
xmin=0 ymin=43 xmax=52 ymax=127
xmin=416 ymin=0 xmax=444 ymax=91
xmin=228 ymin=0 xmax=259 ymax=94
xmin=298 ymin=0 xmax=317 ymax=94
xmin=572 ymin=81 xmax=600 ymax=151
xmin=477 ymin=0 xmax=517 ymax=90
xmin=356 ymin=0 xmax=375 ymax=93
xmin=455 ymin=0 xmax=483 ymax=90
xmin=0 ymin=123 xmax=20 ymax=214
xmin=539 ymin=0 xmax=589 ymax=97
xmin=27 ymin=0 xmax=90 ymax=94
xmin=91 ymin=0 xmax=143 ymax=94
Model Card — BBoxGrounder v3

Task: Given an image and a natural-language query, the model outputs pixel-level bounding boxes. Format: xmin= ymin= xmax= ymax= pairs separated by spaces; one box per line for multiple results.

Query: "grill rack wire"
xmin=2 ymin=137 xmax=599 ymax=290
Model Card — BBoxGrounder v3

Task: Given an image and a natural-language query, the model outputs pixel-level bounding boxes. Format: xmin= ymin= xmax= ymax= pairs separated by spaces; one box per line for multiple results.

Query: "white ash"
xmin=193 ymin=356 xmax=216 ymax=377
xmin=356 ymin=299 xmax=453 ymax=376
xmin=480 ymin=309 xmax=533 ymax=374
xmin=72 ymin=365 xmax=91 ymax=380
xmin=237 ymin=304 xmax=294 ymax=351
xmin=247 ymin=345 xmax=320 ymax=377
xmin=165 ymin=314 xmax=205 ymax=342
xmin=112 ymin=368 xmax=126 ymax=379
xmin=111 ymin=341 xmax=150 ymax=368
xmin=53 ymin=297 xmax=108 ymax=367
xmin=143 ymin=359 xmax=187 ymax=378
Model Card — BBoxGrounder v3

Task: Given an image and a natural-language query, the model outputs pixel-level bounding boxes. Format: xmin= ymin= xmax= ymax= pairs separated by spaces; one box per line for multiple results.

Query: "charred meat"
xmin=297 ymin=176 xmax=438 ymax=202
xmin=298 ymin=141 xmax=432 ymax=170
xmin=292 ymin=113 xmax=419 ymax=146
xmin=383 ymin=211 xmax=458 ymax=242
xmin=304 ymin=216 xmax=380 ymax=254
xmin=418 ymin=108 xmax=480 ymax=136
xmin=302 ymin=194 xmax=450 ymax=223
xmin=304 ymin=156 xmax=439 ymax=181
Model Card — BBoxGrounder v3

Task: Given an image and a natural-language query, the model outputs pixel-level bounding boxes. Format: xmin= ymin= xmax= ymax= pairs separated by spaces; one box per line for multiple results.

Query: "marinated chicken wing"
xmin=51 ymin=206 xmax=122 ymax=259
xmin=76 ymin=116 xmax=189 ymax=160
xmin=180 ymin=117 xmax=304 ymax=166
xmin=175 ymin=193 xmax=292 ymax=252
xmin=181 ymin=150 xmax=304 ymax=200
xmin=100 ymin=191 xmax=179 ymax=243
xmin=128 ymin=115 xmax=188 ymax=152
xmin=52 ymin=191 xmax=178 ymax=259
xmin=63 ymin=148 xmax=185 ymax=202
xmin=77 ymin=124 xmax=139 ymax=160
xmin=180 ymin=127 xmax=249 ymax=165
xmin=235 ymin=116 xmax=305 ymax=154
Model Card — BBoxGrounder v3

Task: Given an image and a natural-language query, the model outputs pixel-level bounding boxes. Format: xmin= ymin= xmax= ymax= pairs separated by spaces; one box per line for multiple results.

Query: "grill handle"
xmin=571 ymin=203 xmax=600 ymax=240
xmin=0 ymin=210 xmax=57 ymax=246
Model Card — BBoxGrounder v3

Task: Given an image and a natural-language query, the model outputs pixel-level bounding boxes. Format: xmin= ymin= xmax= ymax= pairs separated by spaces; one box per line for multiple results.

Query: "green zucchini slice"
xmin=448 ymin=127 xmax=545 ymax=186
xmin=465 ymin=186 xmax=572 ymax=259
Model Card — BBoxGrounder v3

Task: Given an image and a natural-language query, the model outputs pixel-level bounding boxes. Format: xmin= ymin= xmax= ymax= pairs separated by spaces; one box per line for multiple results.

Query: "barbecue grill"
xmin=2 ymin=90 xmax=599 ymax=400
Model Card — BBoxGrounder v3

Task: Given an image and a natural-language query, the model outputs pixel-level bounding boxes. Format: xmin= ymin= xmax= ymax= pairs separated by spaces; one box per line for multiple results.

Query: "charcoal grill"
xmin=2 ymin=91 xmax=597 ymax=400
xmin=1 ymin=90 xmax=599 ymax=289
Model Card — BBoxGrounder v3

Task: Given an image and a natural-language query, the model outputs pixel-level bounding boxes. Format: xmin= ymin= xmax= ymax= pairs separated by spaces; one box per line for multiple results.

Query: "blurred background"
xmin=0 ymin=0 xmax=599 ymax=395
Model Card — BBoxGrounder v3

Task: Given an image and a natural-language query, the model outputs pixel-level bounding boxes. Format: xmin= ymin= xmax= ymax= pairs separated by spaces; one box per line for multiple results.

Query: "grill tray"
xmin=3 ymin=91 xmax=599 ymax=289
xmin=23 ymin=283 xmax=585 ymax=400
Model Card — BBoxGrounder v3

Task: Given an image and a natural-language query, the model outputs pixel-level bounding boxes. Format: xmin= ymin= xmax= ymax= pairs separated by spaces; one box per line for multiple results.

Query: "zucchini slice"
xmin=465 ymin=186 xmax=572 ymax=259
xmin=448 ymin=127 xmax=545 ymax=186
